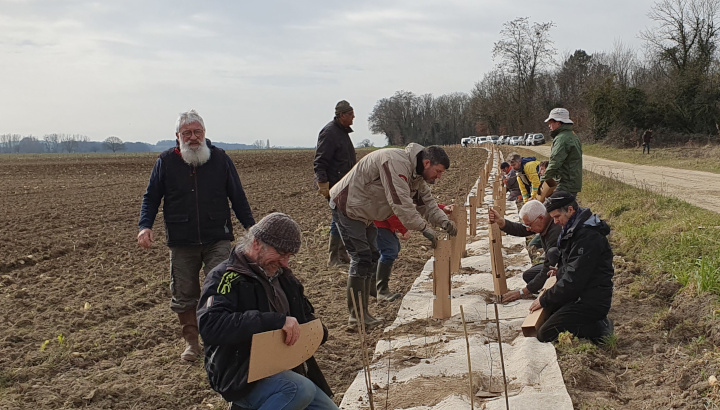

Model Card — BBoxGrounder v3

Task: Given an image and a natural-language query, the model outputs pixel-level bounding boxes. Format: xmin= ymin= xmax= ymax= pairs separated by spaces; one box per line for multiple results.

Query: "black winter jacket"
xmin=197 ymin=248 xmax=330 ymax=403
xmin=138 ymin=140 xmax=254 ymax=246
xmin=539 ymin=208 xmax=614 ymax=316
xmin=313 ymin=118 xmax=356 ymax=187
xmin=501 ymin=218 xmax=562 ymax=293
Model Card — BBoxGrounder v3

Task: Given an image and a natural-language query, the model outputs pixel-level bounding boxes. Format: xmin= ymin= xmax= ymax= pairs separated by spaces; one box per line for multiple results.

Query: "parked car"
xmin=509 ymin=136 xmax=522 ymax=145
xmin=475 ymin=136 xmax=489 ymax=144
xmin=489 ymin=135 xmax=500 ymax=145
xmin=461 ymin=137 xmax=473 ymax=147
xmin=525 ymin=133 xmax=546 ymax=146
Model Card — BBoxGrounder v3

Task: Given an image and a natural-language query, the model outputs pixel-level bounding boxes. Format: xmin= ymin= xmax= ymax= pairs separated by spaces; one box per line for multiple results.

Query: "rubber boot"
xmin=369 ymin=262 xmax=377 ymax=298
xmin=363 ymin=277 xmax=383 ymax=327
xmin=178 ymin=310 xmax=202 ymax=362
xmin=327 ymin=234 xmax=346 ymax=267
xmin=347 ymin=276 xmax=382 ymax=329
xmin=376 ymin=261 xmax=401 ymax=302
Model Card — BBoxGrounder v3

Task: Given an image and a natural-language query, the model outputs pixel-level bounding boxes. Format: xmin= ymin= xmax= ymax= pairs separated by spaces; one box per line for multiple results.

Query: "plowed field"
xmin=0 ymin=147 xmax=485 ymax=409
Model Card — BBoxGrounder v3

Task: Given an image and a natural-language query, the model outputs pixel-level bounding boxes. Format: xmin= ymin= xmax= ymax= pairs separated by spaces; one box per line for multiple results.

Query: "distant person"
xmin=137 ymin=109 xmax=255 ymax=362
xmin=529 ymin=191 xmax=614 ymax=344
xmin=329 ymin=144 xmax=457 ymax=328
xmin=373 ymin=204 xmax=453 ymax=302
xmin=509 ymin=153 xmax=541 ymax=203
xmin=198 ymin=213 xmax=337 ymax=409
xmin=488 ymin=200 xmax=561 ymax=303
xmin=314 ymin=100 xmax=357 ymax=267
xmin=500 ymin=161 xmax=522 ymax=204
xmin=542 ymin=108 xmax=583 ymax=195
xmin=642 ymin=129 xmax=653 ymax=154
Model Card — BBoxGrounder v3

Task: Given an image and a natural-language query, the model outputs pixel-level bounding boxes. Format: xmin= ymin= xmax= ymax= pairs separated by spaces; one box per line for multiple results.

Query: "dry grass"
xmin=582 ymin=143 xmax=720 ymax=174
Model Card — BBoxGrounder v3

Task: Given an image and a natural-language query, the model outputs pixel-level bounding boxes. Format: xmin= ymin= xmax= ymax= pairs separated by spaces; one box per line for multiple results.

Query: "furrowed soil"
xmin=3 ymin=147 xmax=718 ymax=409
xmin=0 ymin=147 xmax=481 ymax=409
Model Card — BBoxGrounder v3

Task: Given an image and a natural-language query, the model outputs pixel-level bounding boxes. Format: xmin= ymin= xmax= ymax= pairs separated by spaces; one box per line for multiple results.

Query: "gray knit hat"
xmin=249 ymin=213 xmax=302 ymax=254
xmin=335 ymin=100 xmax=354 ymax=116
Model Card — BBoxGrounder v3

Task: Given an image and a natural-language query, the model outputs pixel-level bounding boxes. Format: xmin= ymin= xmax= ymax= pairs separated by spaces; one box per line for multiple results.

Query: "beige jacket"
xmin=329 ymin=143 xmax=448 ymax=231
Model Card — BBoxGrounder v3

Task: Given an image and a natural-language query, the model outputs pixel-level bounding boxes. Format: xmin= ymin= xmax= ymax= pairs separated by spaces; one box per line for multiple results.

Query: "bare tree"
xmin=252 ymin=140 xmax=265 ymax=149
xmin=356 ymin=139 xmax=374 ymax=148
xmin=0 ymin=134 xmax=21 ymax=153
xmin=43 ymin=134 xmax=60 ymax=153
xmin=59 ymin=134 xmax=88 ymax=153
xmin=492 ymin=17 xmax=556 ymax=130
xmin=103 ymin=136 xmax=126 ymax=153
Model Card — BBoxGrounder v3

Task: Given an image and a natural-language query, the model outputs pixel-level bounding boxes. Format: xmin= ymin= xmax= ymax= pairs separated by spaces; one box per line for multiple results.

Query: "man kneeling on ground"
xmin=489 ymin=200 xmax=561 ymax=303
xmin=198 ymin=213 xmax=337 ymax=409
xmin=529 ymin=191 xmax=614 ymax=343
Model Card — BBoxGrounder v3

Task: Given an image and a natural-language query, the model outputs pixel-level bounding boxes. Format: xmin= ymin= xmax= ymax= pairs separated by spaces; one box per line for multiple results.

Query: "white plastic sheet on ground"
xmin=339 ymin=150 xmax=573 ymax=410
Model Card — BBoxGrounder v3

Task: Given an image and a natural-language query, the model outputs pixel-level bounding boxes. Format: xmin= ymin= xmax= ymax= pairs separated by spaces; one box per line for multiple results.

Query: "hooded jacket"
xmin=500 ymin=218 xmax=562 ymax=293
xmin=543 ymin=124 xmax=583 ymax=194
xmin=313 ymin=118 xmax=356 ymax=188
xmin=539 ymin=208 xmax=614 ymax=317
xmin=197 ymin=247 xmax=330 ymax=403
xmin=329 ymin=143 xmax=449 ymax=231
xmin=138 ymin=139 xmax=255 ymax=246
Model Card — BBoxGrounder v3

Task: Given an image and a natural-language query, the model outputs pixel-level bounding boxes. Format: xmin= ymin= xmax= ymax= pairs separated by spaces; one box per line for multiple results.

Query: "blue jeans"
xmin=232 ymin=370 xmax=338 ymax=410
xmin=376 ymin=227 xmax=401 ymax=265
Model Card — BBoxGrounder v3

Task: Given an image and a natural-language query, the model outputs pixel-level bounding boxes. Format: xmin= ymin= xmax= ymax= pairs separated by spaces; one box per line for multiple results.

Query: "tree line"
xmin=368 ymin=0 xmax=720 ymax=147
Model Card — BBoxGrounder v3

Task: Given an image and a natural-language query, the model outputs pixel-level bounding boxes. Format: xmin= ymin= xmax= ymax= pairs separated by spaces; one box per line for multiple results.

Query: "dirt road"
xmin=523 ymin=145 xmax=720 ymax=214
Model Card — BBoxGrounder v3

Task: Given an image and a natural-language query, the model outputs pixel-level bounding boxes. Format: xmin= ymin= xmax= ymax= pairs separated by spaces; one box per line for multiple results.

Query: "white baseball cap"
xmin=544 ymin=108 xmax=573 ymax=124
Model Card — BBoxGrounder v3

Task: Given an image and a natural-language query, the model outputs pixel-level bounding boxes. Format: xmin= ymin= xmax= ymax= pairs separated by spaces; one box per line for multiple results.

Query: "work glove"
xmin=422 ymin=226 xmax=438 ymax=248
xmin=317 ymin=182 xmax=330 ymax=199
xmin=441 ymin=220 xmax=457 ymax=236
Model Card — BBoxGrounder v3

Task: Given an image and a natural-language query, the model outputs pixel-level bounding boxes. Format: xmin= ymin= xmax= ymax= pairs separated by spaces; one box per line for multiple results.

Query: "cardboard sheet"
xmin=247 ymin=319 xmax=323 ymax=383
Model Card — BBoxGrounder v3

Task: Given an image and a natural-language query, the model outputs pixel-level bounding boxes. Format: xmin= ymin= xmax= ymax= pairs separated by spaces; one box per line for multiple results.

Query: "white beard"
xmin=179 ymin=140 xmax=211 ymax=166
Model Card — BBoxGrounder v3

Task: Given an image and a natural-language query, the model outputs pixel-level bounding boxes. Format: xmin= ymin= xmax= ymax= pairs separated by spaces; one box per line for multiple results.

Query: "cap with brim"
xmin=544 ymin=108 xmax=574 ymax=124
xmin=544 ymin=191 xmax=576 ymax=212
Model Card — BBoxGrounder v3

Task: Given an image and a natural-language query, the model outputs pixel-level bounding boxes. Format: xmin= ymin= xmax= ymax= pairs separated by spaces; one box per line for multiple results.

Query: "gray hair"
xmin=176 ymin=109 xmax=206 ymax=132
xmin=236 ymin=230 xmax=256 ymax=253
xmin=518 ymin=199 xmax=547 ymax=221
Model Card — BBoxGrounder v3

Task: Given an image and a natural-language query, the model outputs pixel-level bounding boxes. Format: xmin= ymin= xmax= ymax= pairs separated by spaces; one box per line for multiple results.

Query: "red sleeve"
xmin=386 ymin=215 xmax=408 ymax=235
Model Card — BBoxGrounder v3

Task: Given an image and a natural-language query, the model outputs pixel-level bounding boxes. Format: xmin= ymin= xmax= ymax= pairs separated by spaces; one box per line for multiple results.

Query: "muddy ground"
xmin=2 ymin=146 xmax=718 ymax=409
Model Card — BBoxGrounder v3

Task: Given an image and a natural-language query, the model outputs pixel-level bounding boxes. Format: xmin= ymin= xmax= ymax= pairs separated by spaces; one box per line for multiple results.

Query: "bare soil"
xmin=3 ymin=146 xmax=718 ymax=409
xmin=0 ymin=147 xmax=483 ymax=409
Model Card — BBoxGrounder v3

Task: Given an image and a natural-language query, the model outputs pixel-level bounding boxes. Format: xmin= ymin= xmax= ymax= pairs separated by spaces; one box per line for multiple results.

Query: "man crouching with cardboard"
xmin=529 ymin=191 xmax=614 ymax=343
xmin=198 ymin=213 xmax=338 ymax=409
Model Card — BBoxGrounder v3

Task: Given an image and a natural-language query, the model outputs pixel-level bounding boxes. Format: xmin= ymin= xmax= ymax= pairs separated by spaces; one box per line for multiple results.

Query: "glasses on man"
xmin=522 ymin=215 xmax=541 ymax=229
xmin=180 ymin=129 xmax=205 ymax=138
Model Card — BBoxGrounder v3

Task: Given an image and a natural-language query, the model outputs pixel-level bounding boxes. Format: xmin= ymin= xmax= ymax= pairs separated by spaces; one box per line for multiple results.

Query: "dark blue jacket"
xmin=539 ymin=208 xmax=614 ymax=317
xmin=138 ymin=140 xmax=254 ymax=246
xmin=197 ymin=248 xmax=330 ymax=402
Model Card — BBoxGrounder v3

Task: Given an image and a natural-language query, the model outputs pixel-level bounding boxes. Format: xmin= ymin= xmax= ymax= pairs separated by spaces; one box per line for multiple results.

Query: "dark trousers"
xmin=522 ymin=263 xmax=544 ymax=291
xmin=537 ymin=302 xmax=608 ymax=343
xmin=642 ymin=142 xmax=650 ymax=154
xmin=332 ymin=208 xmax=379 ymax=278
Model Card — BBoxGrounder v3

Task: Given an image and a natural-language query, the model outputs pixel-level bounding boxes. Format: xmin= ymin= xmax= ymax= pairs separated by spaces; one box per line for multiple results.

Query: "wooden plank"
xmin=248 ymin=319 xmax=324 ymax=382
xmin=469 ymin=196 xmax=477 ymax=236
xmin=432 ymin=240 xmax=452 ymax=319
xmin=449 ymin=206 xmax=465 ymax=274
xmin=521 ymin=276 xmax=558 ymax=337
xmin=487 ymin=221 xmax=507 ymax=295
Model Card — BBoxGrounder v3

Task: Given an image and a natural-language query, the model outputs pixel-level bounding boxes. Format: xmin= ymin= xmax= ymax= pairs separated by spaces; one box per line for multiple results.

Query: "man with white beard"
xmin=138 ymin=109 xmax=255 ymax=362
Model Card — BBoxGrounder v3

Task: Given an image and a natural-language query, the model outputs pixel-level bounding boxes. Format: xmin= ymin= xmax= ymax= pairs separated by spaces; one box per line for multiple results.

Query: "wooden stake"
xmin=432 ymin=240 xmax=452 ymax=319
xmin=487 ymin=208 xmax=508 ymax=295
xmin=469 ymin=196 xmax=477 ymax=236
xmin=351 ymin=292 xmax=375 ymax=410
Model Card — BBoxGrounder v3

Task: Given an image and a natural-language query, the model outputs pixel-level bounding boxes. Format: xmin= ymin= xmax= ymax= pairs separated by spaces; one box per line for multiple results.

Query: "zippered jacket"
xmin=543 ymin=124 xmax=583 ymax=193
xmin=197 ymin=248 xmax=330 ymax=402
xmin=138 ymin=140 xmax=255 ymax=246
xmin=329 ymin=143 xmax=449 ymax=231
xmin=539 ymin=208 xmax=614 ymax=317
xmin=517 ymin=158 xmax=541 ymax=203
xmin=313 ymin=118 xmax=356 ymax=187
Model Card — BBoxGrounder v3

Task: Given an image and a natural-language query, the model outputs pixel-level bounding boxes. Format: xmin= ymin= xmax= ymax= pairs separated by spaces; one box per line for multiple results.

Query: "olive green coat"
xmin=543 ymin=124 xmax=582 ymax=193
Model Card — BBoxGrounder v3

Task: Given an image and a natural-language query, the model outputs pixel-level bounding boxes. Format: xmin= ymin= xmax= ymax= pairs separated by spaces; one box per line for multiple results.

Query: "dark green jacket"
xmin=542 ymin=124 xmax=582 ymax=193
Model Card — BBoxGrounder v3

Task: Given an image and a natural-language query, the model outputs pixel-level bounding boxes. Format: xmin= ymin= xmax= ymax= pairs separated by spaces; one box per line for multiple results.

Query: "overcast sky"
xmin=1 ymin=0 xmax=658 ymax=148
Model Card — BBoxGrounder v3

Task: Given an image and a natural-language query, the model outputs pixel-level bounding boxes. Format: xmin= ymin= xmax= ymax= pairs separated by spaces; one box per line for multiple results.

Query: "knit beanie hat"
xmin=249 ymin=213 xmax=302 ymax=254
xmin=544 ymin=191 xmax=576 ymax=213
xmin=335 ymin=100 xmax=354 ymax=116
